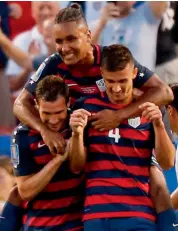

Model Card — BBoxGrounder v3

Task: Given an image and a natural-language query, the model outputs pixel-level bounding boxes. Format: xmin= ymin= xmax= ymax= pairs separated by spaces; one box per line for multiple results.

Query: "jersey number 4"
xmin=108 ymin=128 xmax=120 ymax=143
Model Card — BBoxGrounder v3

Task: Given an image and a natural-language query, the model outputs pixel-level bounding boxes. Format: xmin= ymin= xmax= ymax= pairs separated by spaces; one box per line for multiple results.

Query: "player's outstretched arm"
xmin=0 ymin=28 xmax=33 ymax=70
xmin=140 ymin=102 xmax=175 ymax=170
xmin=69 ymin=109 xmax=91 ymax=173
xmin=16 ymin=155 xmax=64 ymax=201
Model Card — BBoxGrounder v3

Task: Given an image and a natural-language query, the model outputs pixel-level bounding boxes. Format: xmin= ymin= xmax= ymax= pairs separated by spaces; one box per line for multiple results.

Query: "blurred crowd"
xmin=0 ymin=0 xmax=178 ymax=207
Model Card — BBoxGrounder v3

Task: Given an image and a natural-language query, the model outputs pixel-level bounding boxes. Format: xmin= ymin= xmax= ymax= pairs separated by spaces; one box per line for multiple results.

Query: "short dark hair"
xmin=55 ymin=3 xmax=87 ymax=26
xmin=36 ymin=75 xmax=69 ymax=103
xmin=170 ymin=84 xmax=178 ymax=111
xmin=101 ymin=44 xmax=134 ymax=72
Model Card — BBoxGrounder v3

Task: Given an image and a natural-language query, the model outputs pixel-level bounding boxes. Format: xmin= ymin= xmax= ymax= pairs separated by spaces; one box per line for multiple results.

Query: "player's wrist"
xmin=153 ymin=120 xmax=165 ymax=129
xmin=72 ymin=130 xmax=84 ymax=137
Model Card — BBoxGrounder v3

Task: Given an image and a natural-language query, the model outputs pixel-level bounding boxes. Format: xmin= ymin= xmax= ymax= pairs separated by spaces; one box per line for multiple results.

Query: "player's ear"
xmin=86 ymin=29 xmax=91 ymax=43
xmin=34 ymin=99 xmax=39 ymax=109
xmin=67 ymin=101 xmax=70 ymax=108
xmin=167 ymin=105 xmax=173 ymax=116
xmin=132 ymin=67 xmax=138 ymax=80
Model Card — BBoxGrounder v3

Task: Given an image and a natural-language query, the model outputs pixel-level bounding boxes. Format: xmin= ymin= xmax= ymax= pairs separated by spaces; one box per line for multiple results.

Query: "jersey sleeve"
xmin=11 ymin=128 xmax=38 ymax=176
xmin=133 ymin=59 xmax=154 ymax=89
xmin=25 ymin=53 xmax=62 ymax=97
xmin=32 ymin=55 xmax=47 ymax=71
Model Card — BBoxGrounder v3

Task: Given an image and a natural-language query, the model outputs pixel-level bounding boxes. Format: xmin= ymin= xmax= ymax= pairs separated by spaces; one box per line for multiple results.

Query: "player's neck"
xmin=73 ymin=45 xmax=94 ymax=69
xmin=107 ymin=93 xmax=133 ymax=106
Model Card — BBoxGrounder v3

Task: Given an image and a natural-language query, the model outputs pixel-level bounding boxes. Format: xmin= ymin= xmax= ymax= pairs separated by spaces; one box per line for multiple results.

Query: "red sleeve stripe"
xmin=85 ymin=195 xmax=154 ymax=208
xmin=90 ymin=144 xmax=152 ymax=158
xmin=83 ymin=211 xmax=156 ymax=222
xmin=28 ymin=213 xmax=82 ymax=226
xmin=86 ymin=160 xmax=149 ymax=176
xmin=32 ymin=196 xmax=81 ymax=209
xmin=87 ymin=178 xmax=149 ymax=194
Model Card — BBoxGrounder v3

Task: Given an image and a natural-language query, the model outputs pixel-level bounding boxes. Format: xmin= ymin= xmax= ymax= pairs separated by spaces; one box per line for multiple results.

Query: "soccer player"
xmin=13 ymin=3 xmax=173 ymax=155
xmin=12 ymin=3 xmax=174 ymax=231
xmin=69 ymin=45 xmax=175 ymax=231
xmin=11 ymin=75 xmax=84 ymax=231
xmin=169 ymin=85 xmax=178 ymax=209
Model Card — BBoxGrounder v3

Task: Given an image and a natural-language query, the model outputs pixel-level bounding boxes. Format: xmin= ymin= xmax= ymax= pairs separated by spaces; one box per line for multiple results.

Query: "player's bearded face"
xmin=53 ymin=22 xmax=91 ymax=65
xmin=101 ymin=64 xmax=137 ymax=104
xmin=37 ymin=97 xmax=68 ymax=132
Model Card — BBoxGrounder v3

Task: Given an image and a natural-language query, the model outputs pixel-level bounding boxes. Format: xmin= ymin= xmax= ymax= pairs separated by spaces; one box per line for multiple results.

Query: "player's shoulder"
xmin=30 ymin=53 xmax=62 ymax=82
xmin=40 ymin=52 xmax=63 ymax=69
xmin=12 ymin=124 xmax=30 ymax=138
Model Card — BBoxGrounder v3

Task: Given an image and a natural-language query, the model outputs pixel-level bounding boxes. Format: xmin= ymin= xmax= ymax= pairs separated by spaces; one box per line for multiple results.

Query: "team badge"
xmin=31 ymin=62 xmax=46 ymax=82
xmin=128 ymin=117 xmax=141 ymax=128
xmin=96 ymin=79 xmax=106 ymax=92
xmin=11 ymin=144 xmax=19 ymax=168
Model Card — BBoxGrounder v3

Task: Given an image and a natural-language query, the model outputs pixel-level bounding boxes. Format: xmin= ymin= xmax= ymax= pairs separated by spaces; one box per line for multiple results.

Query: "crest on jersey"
xmin=96 ymin=79 xmax=106 ymax=92
xmin=31 ymin=62 xmax=46 ymax=82
xmin=128 ymin=117 xmax=141 ymax=128
xmin=11 ymin=144 xmax=19 ymax=168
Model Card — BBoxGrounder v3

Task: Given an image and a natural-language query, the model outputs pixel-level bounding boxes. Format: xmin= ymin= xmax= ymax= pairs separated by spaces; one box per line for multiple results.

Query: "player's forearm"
xmin=0 ymin=32 xmax=33 ymax=70
xmin=13 ymin=90 xmax=47 ymax=132
xmin=91 ymin=19 xmax=106 ymax=44
xmin=69 ymin=132 xmax=86 ymax=173
xmin=171 ymin=188 xmax=178 ymax=210
xmin=154 ymin=123 xmax=175 ymax=170
xmin=18 ymin=157 xmax=62 ymax=201
xmin=118 ymin=85 xmax=173 ymax=121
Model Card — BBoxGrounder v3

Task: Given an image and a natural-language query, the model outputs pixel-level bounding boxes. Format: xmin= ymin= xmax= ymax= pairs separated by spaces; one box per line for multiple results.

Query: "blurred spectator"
xmin=86 ymin=1 xmax=105 ymax=24
xmin=156 ymin=2 xmax=178 ymax=85
xmin=5 ymin=1 xmax=59 ymax=100
xmin=172 ymin=2 xmax=178 ymax=54
xmin=0 ymin=18 xmax=55 ymax=72
xmin=8 ymin=1 xmax=35 ymax=40
xmin=0 ymin=2 xmax=16 ymax=128
xmin=0 ymin=156 xmax=15 ymax=212
xmin=90 ymin=1 xmax=167 ymax=71
xmin=167 ymin=85 xmax=178 ymax=209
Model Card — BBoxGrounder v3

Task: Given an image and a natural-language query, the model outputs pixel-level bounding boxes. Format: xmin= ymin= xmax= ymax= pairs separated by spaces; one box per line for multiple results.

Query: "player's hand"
xmin=91 ymin=109 xmax=121 ymax=131
xmin=100 ymin=3 xmax=121 ymax=25
xmin=40 ymin=127 xmax=66 ymax=155
xmin=139 ymin=102 xmax=164 ymax=128
xmin=70 ymin=109 xmax=91 ymax=135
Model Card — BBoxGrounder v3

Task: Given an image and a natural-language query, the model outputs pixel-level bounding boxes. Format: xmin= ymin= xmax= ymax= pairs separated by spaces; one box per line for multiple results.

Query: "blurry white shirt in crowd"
xmin=88 ymin=2 xmax=161 ymax=71
xmin=86 ymin=1 xmax=105 ymax=24
xmin=5 ymin=26 xmax=48 ymax=98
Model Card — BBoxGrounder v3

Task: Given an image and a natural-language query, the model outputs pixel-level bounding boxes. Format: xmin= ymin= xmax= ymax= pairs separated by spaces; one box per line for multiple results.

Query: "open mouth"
xmin=63 ymin=53 xmax=75 ymax=60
